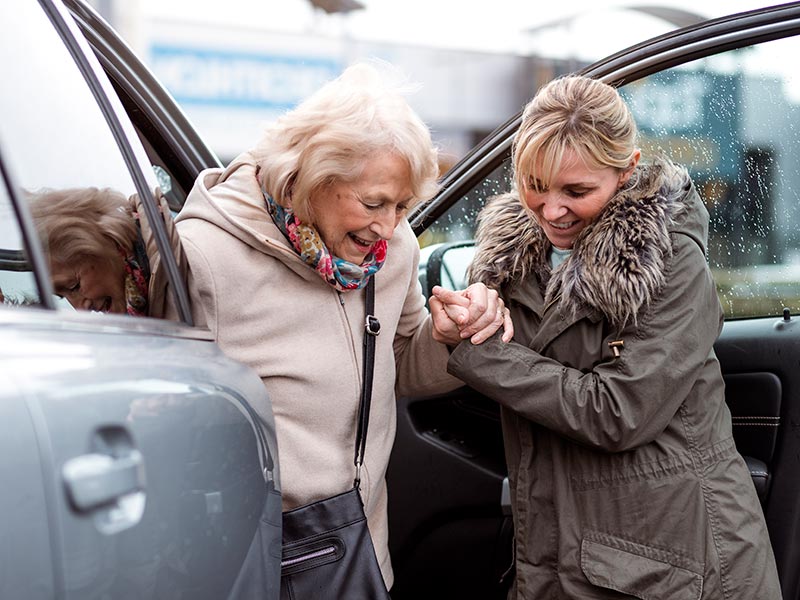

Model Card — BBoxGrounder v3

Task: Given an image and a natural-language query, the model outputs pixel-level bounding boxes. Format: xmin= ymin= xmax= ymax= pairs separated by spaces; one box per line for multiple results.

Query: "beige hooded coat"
xmin=448 ymin=162 xmax=780 ymax=599
xmin=175 ymin=152 xmax=460 ymax=588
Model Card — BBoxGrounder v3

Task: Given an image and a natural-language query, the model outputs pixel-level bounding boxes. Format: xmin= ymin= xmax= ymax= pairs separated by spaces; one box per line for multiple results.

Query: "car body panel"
xmin=0 ymin=368 xmax=55 ymax=600
xmin=0 ymin=309 xmax=277 ymax=598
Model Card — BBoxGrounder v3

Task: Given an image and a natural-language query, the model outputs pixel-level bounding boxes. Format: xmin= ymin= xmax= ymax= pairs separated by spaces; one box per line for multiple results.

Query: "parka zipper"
xmin=335 ymin=290 xmax=359 ymax=383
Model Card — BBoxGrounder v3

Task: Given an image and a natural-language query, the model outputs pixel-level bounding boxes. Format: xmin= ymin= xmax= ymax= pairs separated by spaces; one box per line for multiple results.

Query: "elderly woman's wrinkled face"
xmin=51 ymin=255 xmax=127 ymax=314
xmin=522 ymin=147 xmax=637 ymax=250
xmin=308 ymin=152 xmax=413 ymax=264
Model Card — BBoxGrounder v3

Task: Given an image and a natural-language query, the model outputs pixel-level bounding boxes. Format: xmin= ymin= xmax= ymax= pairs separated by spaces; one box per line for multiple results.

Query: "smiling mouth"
xmin=91 ymin=297 xmax=112 ymax=313
xmin=547 ymin=220 xmax=578 ymax=230
xmin=349 ymin=233 xmax=377 ymax=248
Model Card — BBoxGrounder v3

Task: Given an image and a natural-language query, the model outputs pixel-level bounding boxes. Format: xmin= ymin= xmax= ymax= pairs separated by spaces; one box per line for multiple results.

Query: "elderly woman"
xmin=175 ymin=62 xmax=509 ymax=593
xmin=439 ymin=75 xmax=780 ymax=598
xmin=27 ymin=187 xmax=176 ymax=318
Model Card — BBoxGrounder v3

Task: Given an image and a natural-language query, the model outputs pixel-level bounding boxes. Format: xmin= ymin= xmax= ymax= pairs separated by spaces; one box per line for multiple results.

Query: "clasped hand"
xmin=430 ymin=283 xmax=513 ymax=346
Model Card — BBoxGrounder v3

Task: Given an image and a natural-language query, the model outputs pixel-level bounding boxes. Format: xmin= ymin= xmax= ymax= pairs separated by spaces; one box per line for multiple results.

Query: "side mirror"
xmin=418 ymin=241 xmax=476 ymax=298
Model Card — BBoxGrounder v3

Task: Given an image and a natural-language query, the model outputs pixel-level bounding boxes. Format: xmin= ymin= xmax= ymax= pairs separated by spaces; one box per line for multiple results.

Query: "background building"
xmin=88 ymin=0 xmax=743 ymax=166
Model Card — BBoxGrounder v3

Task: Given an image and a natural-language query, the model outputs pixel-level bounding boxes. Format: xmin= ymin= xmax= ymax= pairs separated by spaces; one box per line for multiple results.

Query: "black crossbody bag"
xmin=279 ymin=278 xmax=390 ymax=599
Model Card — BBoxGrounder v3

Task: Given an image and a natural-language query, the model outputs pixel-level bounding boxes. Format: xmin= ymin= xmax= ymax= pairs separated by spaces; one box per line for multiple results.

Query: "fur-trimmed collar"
xmin=468 ymin=160 xmax=695 ymax=328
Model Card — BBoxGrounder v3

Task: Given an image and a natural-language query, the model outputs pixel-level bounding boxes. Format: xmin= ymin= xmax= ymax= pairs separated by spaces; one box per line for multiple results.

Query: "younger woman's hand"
xmin=429 ymin=283 xmax=513 ymax=345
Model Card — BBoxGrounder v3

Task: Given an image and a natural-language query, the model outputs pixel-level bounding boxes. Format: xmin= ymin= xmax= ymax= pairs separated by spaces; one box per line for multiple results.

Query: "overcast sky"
xmin=141 ymin=0 xmax=786 ymax=60
xmin=341 ymin=0 xmax=783 ymax=56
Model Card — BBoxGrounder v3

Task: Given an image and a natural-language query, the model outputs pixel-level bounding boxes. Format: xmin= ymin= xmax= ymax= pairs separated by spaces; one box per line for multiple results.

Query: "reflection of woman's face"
xmin=51 ymin=255 xmax=127 ymax=313
xmin=522 ymin=147 xmax=635 ymax=250
xmin=307 ymin=152 xmax=413 ymax=264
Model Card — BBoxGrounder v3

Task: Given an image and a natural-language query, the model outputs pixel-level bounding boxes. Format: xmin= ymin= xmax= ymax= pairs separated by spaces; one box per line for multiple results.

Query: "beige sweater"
xmin=176 ymin=152 xmax=461 ymax=588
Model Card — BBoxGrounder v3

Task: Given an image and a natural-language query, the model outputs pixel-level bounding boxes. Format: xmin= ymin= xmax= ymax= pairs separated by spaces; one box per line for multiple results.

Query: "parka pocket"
xmin=580 ymin=531 xmax=703 ymax=600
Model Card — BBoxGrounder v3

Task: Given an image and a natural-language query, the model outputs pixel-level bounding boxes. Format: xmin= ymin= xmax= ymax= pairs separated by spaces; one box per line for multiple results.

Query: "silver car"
xmin=0 ymin=1 xmax=280 ymax=598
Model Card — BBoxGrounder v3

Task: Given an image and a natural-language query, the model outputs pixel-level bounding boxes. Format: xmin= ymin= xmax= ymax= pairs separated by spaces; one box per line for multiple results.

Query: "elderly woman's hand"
xmin=429 ymin=283 xmax=513 ymax=345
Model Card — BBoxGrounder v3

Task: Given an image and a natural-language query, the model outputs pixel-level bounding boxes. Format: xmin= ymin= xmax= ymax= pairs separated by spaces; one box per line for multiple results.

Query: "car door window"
xmin=0 ymin=182 xmax=39 ymax=308
xmin=619 ymin=36 xmax=800 ymax=319
xmin=0 ymin=0 xmax=167 ymax=318
xmin=417 ymin=159 xmax=513 ymax=292
xmin=423 ymin=36 xmax=800 ymax=320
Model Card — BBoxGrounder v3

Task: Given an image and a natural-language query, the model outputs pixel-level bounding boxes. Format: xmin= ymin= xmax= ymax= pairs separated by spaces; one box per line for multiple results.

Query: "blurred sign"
xmin=621 ymin=71 xmax=741 ymax=179
xmin=149 ymin=45 xmax=341 ymax=110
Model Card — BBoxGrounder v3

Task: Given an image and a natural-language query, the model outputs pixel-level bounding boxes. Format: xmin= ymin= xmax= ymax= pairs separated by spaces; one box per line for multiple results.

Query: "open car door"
xmin=389 ymin=4 xmax=800 ymax=599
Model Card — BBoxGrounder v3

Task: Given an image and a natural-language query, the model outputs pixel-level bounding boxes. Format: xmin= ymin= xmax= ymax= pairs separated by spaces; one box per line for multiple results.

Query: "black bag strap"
xmin=354 ymin=276 xmax=380 ymax=489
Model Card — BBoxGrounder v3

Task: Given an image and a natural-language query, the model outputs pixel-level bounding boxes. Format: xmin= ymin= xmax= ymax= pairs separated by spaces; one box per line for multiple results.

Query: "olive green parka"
xmin=448 ymin=160 xmax=780 ymax=599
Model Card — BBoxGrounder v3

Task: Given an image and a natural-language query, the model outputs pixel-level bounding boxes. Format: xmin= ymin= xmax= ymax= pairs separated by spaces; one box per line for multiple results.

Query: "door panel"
xmin=0 ymin=354 xmax=55 ymax=599
xmin=725 ymin=372 xmax=781 ymax=468
xmin=388 ymin=391 xmax=509 ymax=599
xmin=715 ymin=317 xmax=800 ymax=596
xmin=7 ymin=311 xmax=273 ymax=599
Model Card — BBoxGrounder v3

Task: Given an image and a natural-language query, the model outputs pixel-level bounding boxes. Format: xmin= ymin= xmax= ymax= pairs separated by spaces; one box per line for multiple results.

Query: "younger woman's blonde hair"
xmin=512 ymin=75 xmax=638 ymax=195
xmin=253 ymin=61 xmax=440 ymax=224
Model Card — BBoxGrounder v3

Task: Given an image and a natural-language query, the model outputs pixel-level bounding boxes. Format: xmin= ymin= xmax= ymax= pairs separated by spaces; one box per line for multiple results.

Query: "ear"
xmin=618 ymin=149 xmax=641 ymax=188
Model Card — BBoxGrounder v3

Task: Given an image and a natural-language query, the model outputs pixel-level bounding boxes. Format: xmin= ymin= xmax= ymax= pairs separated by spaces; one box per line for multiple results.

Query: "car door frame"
xmin=63 ymin=0 xmax=222 ymax=200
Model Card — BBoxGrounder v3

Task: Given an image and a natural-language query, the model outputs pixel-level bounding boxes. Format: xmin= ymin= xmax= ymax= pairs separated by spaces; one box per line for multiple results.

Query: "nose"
xmin=539 ymin=192 xmax=568 ymax=222
xmin=67 ymin=292 xmax=92 ymax=312
xmin=369 ymin=208 xmax=399 ymax=241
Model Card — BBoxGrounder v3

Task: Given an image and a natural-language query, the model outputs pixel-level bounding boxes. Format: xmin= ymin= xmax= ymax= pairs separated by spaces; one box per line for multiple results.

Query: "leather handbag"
xmin=279 ymin=278 xmax=390 ymax=599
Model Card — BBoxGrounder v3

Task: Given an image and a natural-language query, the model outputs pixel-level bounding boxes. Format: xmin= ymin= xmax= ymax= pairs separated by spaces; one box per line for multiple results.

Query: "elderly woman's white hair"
xmin=253 ymin=61 xmax=440 ymax=224
xmin=27 ymin=186 xmax=137 ymax=266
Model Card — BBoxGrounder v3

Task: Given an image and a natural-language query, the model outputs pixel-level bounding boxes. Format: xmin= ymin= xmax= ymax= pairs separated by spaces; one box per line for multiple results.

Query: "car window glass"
xmin=0 ymin=183 xmax=39 ymax=308
xmin=423 ymin=36 xmax=800 ymax=320
xmin=0 ymin=1 xmax=162 ymax=318
xmin=418 ymin=159 xmax=513 ymax=250
xmin=416 ymin=159 xmax=512 ymax=294
xmin=620 ymin=36 xmax=800 ymax=319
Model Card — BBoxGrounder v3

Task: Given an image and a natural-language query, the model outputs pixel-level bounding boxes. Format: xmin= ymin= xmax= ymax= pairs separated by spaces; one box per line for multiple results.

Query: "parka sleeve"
xmin=447 ymin=233 xmax=724 ymax=452
xmin=392 ymin=226 xmax=463 ymax=397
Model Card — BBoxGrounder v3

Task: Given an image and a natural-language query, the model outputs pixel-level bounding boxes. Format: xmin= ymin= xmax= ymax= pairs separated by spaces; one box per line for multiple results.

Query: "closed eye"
xmin=565 ymin=188 xmax=590 ymax=198
xmin=55 ymin=280 xmax=80 ymax=297
xmin=362 ymin=201 xmax=410 ymax=213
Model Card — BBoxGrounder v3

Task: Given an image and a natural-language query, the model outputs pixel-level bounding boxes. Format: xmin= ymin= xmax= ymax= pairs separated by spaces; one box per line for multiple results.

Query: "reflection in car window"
xmin=27 ymin=187 xmax=155 ymax=316
xmin=0 ymin=1 xmax=158 ymax=317
xmin=0 ymin=183 xmax=39 ymax=307
xmin=620 ymin=36 xmax=800 ymax=319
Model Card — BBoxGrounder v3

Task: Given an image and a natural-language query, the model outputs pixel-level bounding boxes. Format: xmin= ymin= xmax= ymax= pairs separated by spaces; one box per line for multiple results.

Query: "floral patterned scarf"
xmin=120 ymin=220 xmax=150 ymax=317
xmin=264 ymin=191 xmax=386 ymax=291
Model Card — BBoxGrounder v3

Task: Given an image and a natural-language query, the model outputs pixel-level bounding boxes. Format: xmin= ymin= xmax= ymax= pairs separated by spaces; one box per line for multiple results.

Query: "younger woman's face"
xmin=522 ymin=147 xmax=639 ymax=250
xmin=51 ymin=254 xmax=127 ymax=314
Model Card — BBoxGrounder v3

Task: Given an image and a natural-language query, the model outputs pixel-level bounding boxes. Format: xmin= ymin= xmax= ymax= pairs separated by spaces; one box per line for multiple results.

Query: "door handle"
xmin=62 ymin=450 xmax=145 ymax=512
